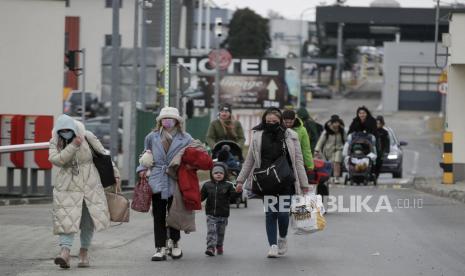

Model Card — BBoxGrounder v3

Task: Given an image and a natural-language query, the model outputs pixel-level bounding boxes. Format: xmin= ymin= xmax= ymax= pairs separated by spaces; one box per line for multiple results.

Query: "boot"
xmin=78 ymin=248 xmax=90 ymax=268
xmin=54 ymin=247 xmax=70 ymax=269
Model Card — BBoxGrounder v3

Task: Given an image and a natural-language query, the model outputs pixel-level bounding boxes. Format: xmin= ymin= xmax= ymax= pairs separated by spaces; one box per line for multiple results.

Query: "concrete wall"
xmin=0 ymin=0 xmax=65 ymax=117
xmin=382 ymin=42 xmax=446 ymax=113
xmin=66 ymin=0 xmax=135 ymax=97
xmin=449 ymin=13 xmax=465 ymax=65
xmin=447 ymin=13 xmax=465 ymax=180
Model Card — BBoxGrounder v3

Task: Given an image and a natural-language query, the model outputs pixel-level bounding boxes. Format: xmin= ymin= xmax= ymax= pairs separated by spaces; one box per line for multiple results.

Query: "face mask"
xmin=161 ymin=118 xmax=176 ymax=129
xmin=59 ymin=131 xmax=74 ymax=140
xmin=264 ymin=122 xmax=280 ymax=132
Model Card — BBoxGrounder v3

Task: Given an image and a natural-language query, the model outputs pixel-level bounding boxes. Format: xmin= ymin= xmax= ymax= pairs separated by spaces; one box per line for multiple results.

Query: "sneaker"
xmin=151 ymin=247 xmax=167 ymax=261
xmin=205 ymin=247 xmax=215 ymax=256
xmin=170 ymin=241 xmax=183 ymax=259
xmin=267 ymin=245 xmax=279 ymax=258
xmin=277 ymin=238 xmax=288 ymax=255
xmin=216 ymin=246 xmax=223 ymax=255
xmin=334 ymin=177 xmax=340 ymax=184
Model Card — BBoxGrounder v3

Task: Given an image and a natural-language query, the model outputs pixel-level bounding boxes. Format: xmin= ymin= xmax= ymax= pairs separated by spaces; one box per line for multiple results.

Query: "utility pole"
xmin=79 ymin=49 xmax=86 ymax=123
xmin=139 ymin=1 xmax=153 ymax=110
xmin=129 ymin=0 xmax=140 ymax=187
xmin=110 ymin=0 xmax=121 ymax=161
xmin=299 ymin=7 xmax=314 ymax=108
xmin=211 ymin=17 xmax=222 ymax=121
xmin=335 ymin=22 xmax=344 ymax=95
xmin=164 ymin=0 xmax=171 ymax=107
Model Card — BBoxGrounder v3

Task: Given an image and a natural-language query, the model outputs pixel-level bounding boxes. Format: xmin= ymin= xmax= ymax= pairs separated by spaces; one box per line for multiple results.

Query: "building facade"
xmin=0 ymin=0 xmax=65 ymax=116
xmin=65 ymin=0 xmax=136 ymax=98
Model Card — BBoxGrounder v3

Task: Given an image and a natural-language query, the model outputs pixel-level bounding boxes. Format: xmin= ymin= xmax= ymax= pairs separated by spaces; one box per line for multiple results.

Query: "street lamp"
xmin=299 ymin=7 xmax=315 ymax=108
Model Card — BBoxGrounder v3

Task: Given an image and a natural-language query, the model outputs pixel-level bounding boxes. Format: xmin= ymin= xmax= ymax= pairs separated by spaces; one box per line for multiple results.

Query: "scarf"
xmin=220 ymin=119 xmax=237 ymax=139
xmin=160 ymin=128 xmax=178 ymax=153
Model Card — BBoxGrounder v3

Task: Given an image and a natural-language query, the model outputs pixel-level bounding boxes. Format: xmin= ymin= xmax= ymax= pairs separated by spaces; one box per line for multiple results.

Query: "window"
xmin=105 ymin=0 xmax=122 ymax=8
xmin=399 ymin=66 xmax=441 ymax=92
xmin=65 ymin=0 xmax=70 ymax=7
xmin=105 ymin=34 xmax=122 ymax=46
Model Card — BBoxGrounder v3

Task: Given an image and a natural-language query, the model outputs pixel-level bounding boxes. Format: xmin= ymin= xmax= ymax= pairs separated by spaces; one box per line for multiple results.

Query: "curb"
xmin=0 ymin=191 xmax=134 ymax=206
xmin=412 ymin=177 xmax=465 ymax=204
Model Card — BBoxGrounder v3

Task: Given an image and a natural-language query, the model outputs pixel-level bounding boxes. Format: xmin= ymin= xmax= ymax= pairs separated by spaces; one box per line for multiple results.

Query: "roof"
xmin=316 ymin=6 xmax=465 ymax=46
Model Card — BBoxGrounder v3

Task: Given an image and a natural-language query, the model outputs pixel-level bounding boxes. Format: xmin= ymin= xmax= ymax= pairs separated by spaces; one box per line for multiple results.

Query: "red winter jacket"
xmin=178 ymin=147 xmax=213 ymax=211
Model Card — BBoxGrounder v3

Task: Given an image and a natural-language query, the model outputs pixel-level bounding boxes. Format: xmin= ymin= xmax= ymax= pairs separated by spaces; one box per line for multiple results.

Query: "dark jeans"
xmin=152 ymin=193 xmax=180 ymax=248
xmin=264 ymin=196 xmax=291 ymax=246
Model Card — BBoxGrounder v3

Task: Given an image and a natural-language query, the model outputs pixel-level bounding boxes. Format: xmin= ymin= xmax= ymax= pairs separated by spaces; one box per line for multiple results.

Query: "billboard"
xmin=172 ymin=56 xmax=287 ymax=108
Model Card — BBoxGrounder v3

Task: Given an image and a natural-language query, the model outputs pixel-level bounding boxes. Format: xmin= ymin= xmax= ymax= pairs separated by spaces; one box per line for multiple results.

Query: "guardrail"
xmin=0 ymin=142 xmax=49 ymax=153
xmin=0 ymin=142 xmax=51 ymax=196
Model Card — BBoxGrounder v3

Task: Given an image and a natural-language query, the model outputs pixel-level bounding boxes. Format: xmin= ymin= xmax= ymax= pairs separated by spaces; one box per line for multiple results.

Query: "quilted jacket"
xmin=48 ymin=115 xmax=110 ymax=235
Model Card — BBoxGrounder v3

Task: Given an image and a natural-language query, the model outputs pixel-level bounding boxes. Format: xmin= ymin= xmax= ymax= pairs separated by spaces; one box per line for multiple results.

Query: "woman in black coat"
xmin=348 ymin=106 xmax=377 ymax=135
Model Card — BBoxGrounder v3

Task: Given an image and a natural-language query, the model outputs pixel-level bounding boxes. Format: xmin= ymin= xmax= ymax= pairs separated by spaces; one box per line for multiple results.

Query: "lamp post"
xmin=139 ymin=1 xmax=153 ymax=111
xmin=110 ymin=0 xmax=121 ymax=161
xmin=299 ymin=7 xmax=314 ymax=108
xmin=335 ymin=22 xmax=344 ymax=95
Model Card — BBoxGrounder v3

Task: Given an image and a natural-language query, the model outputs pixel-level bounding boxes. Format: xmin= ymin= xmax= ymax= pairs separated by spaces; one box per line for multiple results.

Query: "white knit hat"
xmin=156 ymin=107 xmax=184 ymax=125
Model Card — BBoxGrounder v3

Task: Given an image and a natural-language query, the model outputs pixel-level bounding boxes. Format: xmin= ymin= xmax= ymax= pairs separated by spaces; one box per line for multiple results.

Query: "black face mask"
xmin=264 ymin=122 xmax=280 ymax=132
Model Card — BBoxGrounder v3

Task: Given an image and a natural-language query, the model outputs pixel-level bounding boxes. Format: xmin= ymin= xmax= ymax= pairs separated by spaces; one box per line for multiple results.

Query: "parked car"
xmin=302 ymin=83 xmax=333 ymax=99
xmin=64 ymin=91 xmax=102 ymax=118
xmin=380 ymin=127 xmax=408 ymax=178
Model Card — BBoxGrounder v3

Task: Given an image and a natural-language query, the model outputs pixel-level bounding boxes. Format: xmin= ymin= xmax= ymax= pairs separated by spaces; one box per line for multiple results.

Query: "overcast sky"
xmin=218 ymin=0 xmax=446 ymax=20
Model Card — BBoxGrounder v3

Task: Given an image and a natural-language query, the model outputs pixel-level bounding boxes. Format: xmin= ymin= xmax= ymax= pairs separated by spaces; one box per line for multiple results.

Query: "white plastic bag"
xmin=291 ymin=193 xmax=326 ymax=235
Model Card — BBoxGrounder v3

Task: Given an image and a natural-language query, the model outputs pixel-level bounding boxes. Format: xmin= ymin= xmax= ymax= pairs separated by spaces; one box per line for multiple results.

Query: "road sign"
xmin=438 ymin=82 xmax=448 ymax=95
xmin=267 ymin=79 xmax=278 ymax=100
xmin=438 ymin=70 xmax=448 ymax=95
xmin=208 ymin=49 xmax=232 ymax=70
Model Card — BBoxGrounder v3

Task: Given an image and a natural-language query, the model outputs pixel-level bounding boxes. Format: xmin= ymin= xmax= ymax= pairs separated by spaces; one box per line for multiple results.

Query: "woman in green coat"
xmin=283 ymin=110 xmax=314 ymax=170
xmin=206 ymin=103 xmax=245 ymax=149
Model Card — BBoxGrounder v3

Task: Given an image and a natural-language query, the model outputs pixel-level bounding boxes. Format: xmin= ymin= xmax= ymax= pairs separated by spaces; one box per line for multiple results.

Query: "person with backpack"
xmin=314 ymin=115 xmax=346 ymax=184
xmin=296 ymin=107 xmax=323 ymax=155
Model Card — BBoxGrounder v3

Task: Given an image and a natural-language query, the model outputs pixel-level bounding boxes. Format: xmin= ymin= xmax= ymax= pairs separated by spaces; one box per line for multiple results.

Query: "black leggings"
xmin=152 ymin=193 xmax=180 ymax=248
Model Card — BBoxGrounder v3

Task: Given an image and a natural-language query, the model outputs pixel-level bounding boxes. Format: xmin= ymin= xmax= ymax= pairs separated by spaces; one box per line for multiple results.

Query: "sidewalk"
xmin=0 ymin=190 xmax=134 ymax=206
xmin=413 ymin=177 xmax=465 ymax=204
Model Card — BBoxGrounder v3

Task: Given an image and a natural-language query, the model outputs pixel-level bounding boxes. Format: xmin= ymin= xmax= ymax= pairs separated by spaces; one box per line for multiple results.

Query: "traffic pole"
xmin=442 ymin=131 xmax=453 ymax=184
xmin=110 ymin=0 xmax=121 ymax=161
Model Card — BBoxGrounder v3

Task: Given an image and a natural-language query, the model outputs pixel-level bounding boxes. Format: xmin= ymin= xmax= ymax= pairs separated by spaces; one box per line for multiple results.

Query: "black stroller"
xmin=211 ymin=140 xmax=247 ymax=208
xmin=343 ymin=132 xmax=377 ymax=186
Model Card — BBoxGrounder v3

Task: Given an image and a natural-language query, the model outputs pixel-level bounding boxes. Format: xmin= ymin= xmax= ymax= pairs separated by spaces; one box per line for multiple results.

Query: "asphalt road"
xmin=2 ymin=185 xmax=465 ymax=276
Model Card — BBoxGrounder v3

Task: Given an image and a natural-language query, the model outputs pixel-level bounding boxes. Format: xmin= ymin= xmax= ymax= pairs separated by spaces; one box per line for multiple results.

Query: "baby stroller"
xmin=307 ymin=159 xmax=333 ymax=198
xmin=211 ymin=140 xmax=247 ymax=208
xmin=344 ymin=132 xmax=377 ymax=186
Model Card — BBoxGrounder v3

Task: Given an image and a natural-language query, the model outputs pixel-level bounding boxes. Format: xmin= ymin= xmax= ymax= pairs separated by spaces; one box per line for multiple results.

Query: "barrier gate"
xmin=0 ymin=114 xmax=53 ymax=196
